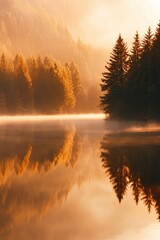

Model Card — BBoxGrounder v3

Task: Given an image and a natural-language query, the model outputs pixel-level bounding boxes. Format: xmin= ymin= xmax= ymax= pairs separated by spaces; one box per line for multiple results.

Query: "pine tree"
xmin=142 ymin=27 xmax=153 ymax=53
xmin=130 ymin=32 xmax=142 ymax=65
xmin=14 ymin=55 xmax=33 ymax=113
xmin=138 ymin=27 xmax=153 ymax=120
xmin=66 ymin=61 xmax=82 ymax=97
xmin=0 ymin=54 xmax=14 ymax=114
xmin=61 ymin=64 xmax=76 ymax=112
xmin=100 ymin=35 xmax=129 ymax=119
xmin=65 ymin=61 xmax=83 ymax=111
xmin=149 ymin=23 xmax=160 ymax=120
xmin=125 ymin=32 xmax=142 ymax=119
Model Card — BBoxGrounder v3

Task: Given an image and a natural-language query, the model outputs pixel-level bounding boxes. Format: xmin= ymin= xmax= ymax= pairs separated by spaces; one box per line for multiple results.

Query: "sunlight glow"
xmin=0 ymin=114 xmax=105 ymax=123
xmin=148 ymin=0 xmax=160 ymax=8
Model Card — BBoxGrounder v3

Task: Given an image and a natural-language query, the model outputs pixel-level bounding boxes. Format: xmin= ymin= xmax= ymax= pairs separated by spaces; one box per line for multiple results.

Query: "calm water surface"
xmin=0 ymin=117 xmax=160 ymax=240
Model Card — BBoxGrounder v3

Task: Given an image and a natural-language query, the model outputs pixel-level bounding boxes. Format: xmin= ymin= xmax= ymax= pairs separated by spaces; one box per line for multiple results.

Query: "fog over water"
xmin=0 ymin=1 xmax=160 ymax=238
xmin=0 ymin=114 xmax=105 ymax=123
xmin=0 ymin=117 xmax=160 ymax=239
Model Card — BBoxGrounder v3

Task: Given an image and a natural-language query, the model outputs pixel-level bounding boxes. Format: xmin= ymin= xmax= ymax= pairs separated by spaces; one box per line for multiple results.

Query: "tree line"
xmin=0 ymin=54 xmax=90 ymax=114
xmin=100 ymin=22 xmax=160 ymax=121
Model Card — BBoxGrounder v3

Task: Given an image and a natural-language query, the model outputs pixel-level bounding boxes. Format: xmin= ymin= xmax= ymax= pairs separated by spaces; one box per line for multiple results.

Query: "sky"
xmin=38 ymin=0 xmax=160 ymax=49
xmin=1 ymin=0 xmax=160 ymax=56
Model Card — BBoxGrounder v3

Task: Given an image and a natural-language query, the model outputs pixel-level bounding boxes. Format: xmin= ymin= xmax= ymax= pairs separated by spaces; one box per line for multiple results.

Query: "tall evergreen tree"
xmin=61 ymin=64 xmax=76 ymax=112
xmin=149 ymin=23 xmax=160 ymax=120
xmin=125 ymin=32 xmax=142 ymax=119
xmin=138 ymin=27 xmax=153 ymax=120
xmin=142 ymin=27 xmax=153 ymax=53
xmin=14 ymin=55 xmax=33 ymax=113
xmin=65 ymin=61 xmax=83 ymax=111
xmin=0 ymin=54 xmax=14 ymax=114
xmin=100 ymin=35 xmax=129 ymax=119
xmin=66 ymin=61 xmax=82 ymax=97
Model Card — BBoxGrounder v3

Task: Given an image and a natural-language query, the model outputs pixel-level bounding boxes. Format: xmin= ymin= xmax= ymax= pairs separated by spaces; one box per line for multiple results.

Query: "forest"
xmin=0 ymin=0 xmax=105 ymax=115
xmin=0 ymin=54 xmax=98 ymax=114
xmin=100 ymin=22 xmax=160 ymax=121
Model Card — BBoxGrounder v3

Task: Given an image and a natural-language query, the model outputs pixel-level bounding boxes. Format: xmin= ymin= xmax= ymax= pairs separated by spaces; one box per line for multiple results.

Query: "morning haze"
xmin=0 ymin=1 xmax=160 ymax=239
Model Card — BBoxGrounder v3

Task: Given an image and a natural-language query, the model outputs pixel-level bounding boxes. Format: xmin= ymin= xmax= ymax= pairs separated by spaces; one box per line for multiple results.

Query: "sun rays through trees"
xmin=0 ymin=54 xmax=94 ymax=115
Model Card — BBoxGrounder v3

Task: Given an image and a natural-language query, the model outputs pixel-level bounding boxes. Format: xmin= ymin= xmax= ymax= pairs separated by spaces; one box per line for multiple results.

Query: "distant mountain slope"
xmin=0 ymin=0 xmax=106 ymax=86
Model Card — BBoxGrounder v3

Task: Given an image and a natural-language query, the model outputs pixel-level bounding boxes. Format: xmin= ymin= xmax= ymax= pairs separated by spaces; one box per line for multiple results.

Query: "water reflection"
xmin=0 ymin=122 xmax=84 ymax=237
xmin=0 ymin=123 xmax=82 ymax=184
xmin=101 ymin=132 xmax=160 ymax=220
xmin=1 ymin=120 xmax=160 ymax=239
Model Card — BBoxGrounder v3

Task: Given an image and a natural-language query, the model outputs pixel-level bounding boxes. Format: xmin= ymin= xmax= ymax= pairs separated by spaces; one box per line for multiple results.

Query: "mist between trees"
xmin=0 ymin=54 xmax=100 ymax=115
xmin=100 ymin=22 xmax=160 ymax=122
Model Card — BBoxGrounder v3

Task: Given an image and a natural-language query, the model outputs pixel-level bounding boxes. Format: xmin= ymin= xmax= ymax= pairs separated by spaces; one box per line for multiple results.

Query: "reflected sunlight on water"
xmin=0 ymin=117 xmax=160 ymax=240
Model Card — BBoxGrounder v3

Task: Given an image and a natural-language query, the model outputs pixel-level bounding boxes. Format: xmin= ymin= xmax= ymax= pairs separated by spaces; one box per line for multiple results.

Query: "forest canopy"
xmin=100 ymin=22 xmax=160 ymax=121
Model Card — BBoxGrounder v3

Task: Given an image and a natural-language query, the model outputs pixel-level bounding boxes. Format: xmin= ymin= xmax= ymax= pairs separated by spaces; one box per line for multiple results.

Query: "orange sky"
xmin=39 ymin=0 xmax=160 ymax=49
xmin=1 ymin=0 xmax=160 ymax=53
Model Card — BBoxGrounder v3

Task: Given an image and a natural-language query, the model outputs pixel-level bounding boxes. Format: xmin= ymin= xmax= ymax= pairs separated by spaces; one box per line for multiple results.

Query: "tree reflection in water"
xmin=101 ymin=132 xmax=160 ymax=220
xmin=0 ymin=122 xmax=83 ymax=237
xmin=0 ymin=122 xmax=82 ymax=183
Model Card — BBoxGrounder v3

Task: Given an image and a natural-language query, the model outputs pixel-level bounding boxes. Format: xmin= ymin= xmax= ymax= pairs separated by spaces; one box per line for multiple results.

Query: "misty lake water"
xmin=0 ymin=115 xmax=160 ymax=240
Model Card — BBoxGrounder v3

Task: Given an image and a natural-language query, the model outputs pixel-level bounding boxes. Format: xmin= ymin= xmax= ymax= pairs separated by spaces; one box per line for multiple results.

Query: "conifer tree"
xmin=125 ymin=32 xmax=142 ymax=119
xmin=149 ymin=23 xmax=160 ymax=119
xmin=14 ymin=55 xmax=33 ymax=113
xmin=100 ymin=35 xmax=129 ymax=119
xmin=65 ymin=61 xmax=83 ymax=110
xmin=61 ymin=64 xmax=76 ymax=111
xmin=142 ymin=27 xmax=153 ymax=53
xmin=0 ymin=54 xmax=14 ymax=113
xmin=41 ymin=60 xmax=65 ymax=113
xmin=66 ymin=61 xmax=82 ymax=97
xmin=138 ymin=27 xmax=153 ymax=120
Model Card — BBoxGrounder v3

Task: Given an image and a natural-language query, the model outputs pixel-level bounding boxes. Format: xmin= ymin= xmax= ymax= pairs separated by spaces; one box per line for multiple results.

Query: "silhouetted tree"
xmin=100 ymin=35 xmax=129 ymax=119
xmin=125 ymin=32 xmax=142 ymax=119
xmin=148 ymin=23 xmax=160 ymax=120
xmin=100 ymin=23 xmax=160 ymax=121
xmin=138 ymin=27 xmax=153 ymax=120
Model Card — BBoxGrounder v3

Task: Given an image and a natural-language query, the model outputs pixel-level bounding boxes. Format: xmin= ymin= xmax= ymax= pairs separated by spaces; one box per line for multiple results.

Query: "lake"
xmin=0 ymin=116 xmax=160 ymax=240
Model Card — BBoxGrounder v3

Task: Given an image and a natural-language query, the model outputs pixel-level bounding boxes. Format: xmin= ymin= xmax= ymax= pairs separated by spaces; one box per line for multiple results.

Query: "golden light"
xmin=0 ymin=114 xmax=105 ymax=123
